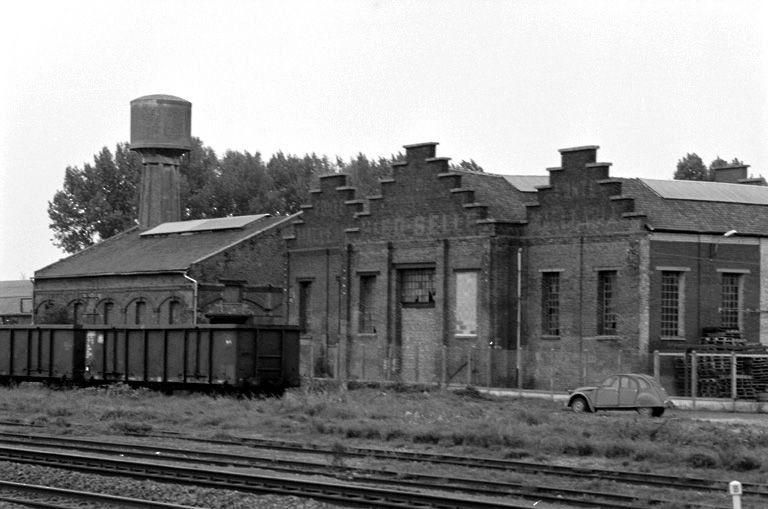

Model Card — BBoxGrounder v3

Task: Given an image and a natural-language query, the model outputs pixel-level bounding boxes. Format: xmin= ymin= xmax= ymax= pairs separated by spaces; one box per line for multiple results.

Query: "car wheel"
xmin=636 ymin=407 xmax=653 ymax=417
xmin=571 ymin=396 xmax=589 ymax=413
xmin=651 ymin=407 xmax=665 ymax=417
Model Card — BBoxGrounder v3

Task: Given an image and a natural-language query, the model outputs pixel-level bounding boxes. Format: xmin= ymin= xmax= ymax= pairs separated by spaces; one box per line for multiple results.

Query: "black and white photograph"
xmin=1 ymin=1 xmax=768 ymax=507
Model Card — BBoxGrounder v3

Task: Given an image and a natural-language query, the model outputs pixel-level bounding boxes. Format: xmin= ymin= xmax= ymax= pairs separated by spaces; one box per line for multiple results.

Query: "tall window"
xmin=660 ymin=271 xmax=683 ymax=337
xmin=168 ymin=300 xmax=180 ymax=325
xmin=720 ymin=273 xmax=743 ymax=330
xmin=455 ymin=271 xmax=478 ymax=336
xmin=135 ymin=301 xmax=146 ymax=325
xmin=73 ymin=302 xmax=83 ymax=325
xmin=541 ymin=272 xmax=560 ymax=336
xmin=298 ymin=281 xmax=312 ymax=334
xmin=358 ymin=275 xmax=376 ymax=333
xmin=597 ymin=270 xmax=617 ymax=335
xmin=399 ymin=268 xmax=435 ymax=307
xmin=103 ymin=302 xmax=114 ymax=325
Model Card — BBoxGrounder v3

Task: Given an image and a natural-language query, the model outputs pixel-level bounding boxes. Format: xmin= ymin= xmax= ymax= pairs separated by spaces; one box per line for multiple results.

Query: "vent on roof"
xmin=139 ymin=214 xmax=268 ymax=236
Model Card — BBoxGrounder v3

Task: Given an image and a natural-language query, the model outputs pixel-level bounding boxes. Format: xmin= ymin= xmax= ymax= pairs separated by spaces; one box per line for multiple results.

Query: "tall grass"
xmin=1 ymin=383 xmax=764 ymax=479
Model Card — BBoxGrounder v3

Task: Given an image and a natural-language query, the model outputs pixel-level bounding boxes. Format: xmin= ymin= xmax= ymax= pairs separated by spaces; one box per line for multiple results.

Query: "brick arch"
xmin=124 ymin=296 xmax=156 ymax=325
xmin=94 ymin=298 xmax=118 ymax=325
xmin=157 ymin=295 xmax=186 ymax=324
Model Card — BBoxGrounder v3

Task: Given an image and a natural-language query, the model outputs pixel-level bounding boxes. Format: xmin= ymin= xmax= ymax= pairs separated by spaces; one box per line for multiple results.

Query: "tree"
xmin=180 ymin=137 xmax=219 ymax=219
xmin=48 ymin=143 xmax=142 ymax=253
xmin=674 ymin=153 xmax=709 ymax=181
xmin=265 ymin=152 xmax=331 ymax=214
xmin=450 ymin=159 xmax=485 ymax=173
xmin=709 ymin=156 xmax=729 ymax=171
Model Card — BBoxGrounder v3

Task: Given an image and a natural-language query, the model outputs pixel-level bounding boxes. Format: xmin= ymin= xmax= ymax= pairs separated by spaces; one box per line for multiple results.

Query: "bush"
xmin=687 ymin=452 xmax=717 ymax=469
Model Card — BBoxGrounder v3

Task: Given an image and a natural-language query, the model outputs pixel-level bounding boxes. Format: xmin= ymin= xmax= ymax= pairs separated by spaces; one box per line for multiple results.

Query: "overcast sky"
xmin=1 ymin=0 xmax=766 ymax=281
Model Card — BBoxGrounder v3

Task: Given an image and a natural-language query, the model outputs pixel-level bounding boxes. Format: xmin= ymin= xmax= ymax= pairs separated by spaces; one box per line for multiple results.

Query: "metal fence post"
xmin=361 ymin=344 xmax=366 ymax=381
xmin=731 ymin=351 xmax=738 ymax=409
xmin=487 ymin=346 xmax=492 ymax=388
xmin=467 ymin=346 xmax=472 ymax=385
xmin=310 ymin=340 xmax=315 ymax=378
xmin=653 ymin=350 xmax=660 ymax=381
xmin=441 ymin=345 xmax=447 ymax=386
xmin=691 ymin=350 xmax=698 ymax=409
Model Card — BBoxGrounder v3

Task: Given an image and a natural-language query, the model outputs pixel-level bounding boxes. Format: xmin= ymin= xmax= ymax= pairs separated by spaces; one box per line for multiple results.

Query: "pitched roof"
xmin=453 ymin=171 xmax=545 ymax=221
xmin=0 ymin=280 xmax=32 ymax=315
xmin=501 ymin=175 xmax=550 ymax=193
xmin=35 ymin=214 xmax=297 ymax=279
xmin=621 ymin=178 xmax=768 ymax=235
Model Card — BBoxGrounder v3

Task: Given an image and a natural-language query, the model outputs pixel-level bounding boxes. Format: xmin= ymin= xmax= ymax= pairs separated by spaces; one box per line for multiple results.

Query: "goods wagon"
xmin=0 ymin=325 xmax=300 ymax=393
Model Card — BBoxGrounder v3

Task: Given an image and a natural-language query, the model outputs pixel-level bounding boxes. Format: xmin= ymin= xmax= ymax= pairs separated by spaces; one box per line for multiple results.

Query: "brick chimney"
xmin=712 ymin=164 xmax=749 ymax=184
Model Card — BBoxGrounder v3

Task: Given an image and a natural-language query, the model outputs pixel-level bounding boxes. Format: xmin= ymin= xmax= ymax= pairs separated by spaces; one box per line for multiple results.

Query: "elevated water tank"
xmin=130 ymin=94 xmax=192 ymax=152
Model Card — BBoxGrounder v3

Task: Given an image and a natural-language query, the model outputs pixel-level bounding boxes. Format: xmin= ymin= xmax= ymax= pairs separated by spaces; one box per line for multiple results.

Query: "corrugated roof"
xmin=501 ymin=175 xmax=550 ymax=193
xmin=35 ymin=214 xmax=296 ymax=279
xmin=140 ymin=214 xmax=268 ymax=236
xmin=641 ymin=179 xmax=768 ymax=205
xmin=621 ymin=179 xmax=768 ymax=235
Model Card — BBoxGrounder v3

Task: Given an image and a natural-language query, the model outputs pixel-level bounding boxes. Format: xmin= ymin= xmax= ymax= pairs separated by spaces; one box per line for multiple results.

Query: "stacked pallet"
xmin=673 ymin=329 xmax=768 ymax=399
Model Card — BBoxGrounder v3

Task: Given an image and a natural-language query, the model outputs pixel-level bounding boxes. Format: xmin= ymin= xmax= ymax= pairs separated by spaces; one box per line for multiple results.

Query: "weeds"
xmin=0 ymin=384 xmax=765 ymax=480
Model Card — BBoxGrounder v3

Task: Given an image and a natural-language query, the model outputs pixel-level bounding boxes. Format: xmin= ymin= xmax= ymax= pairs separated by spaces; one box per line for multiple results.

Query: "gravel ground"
xmin=0 ymin=461 xmax=339 ymax=508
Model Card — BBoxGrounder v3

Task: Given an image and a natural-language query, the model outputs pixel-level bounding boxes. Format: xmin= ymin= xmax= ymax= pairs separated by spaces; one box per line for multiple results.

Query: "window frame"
xmin=358 ymin=274 xmax=376 ymax=334
xmin=659 ymin=269 xmax=685 ymax=339
xmin=719 ymin=272 xmax=744 ymax=330
xmin=399 ymin=268 xmax=436 ymax=308
xmin=597 ymin=270 xmax=618 ymax=336
xmin=541 ymin=271 xmax=560 ymax=337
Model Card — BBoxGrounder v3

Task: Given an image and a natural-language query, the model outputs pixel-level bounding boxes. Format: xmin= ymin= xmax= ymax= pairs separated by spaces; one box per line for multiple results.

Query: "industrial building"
xmin=31 ymin=95 xmax=768 ymax=389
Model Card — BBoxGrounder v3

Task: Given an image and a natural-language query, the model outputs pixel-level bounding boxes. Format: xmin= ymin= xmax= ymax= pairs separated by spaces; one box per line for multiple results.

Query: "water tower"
xmin=129 ymin=95 xmax=192 ymax=229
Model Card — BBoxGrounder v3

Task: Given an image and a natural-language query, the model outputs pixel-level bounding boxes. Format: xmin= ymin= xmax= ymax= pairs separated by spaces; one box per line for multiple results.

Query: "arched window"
xmin=73 ymin=302 xmax=83 ymax=325
xmin=135 ymin=301 xmax=146 ymax=325
xmin=103 ymin=302 xmax=114 ymax=325
xmin=168 ymin=300 xmax=180 ymax=325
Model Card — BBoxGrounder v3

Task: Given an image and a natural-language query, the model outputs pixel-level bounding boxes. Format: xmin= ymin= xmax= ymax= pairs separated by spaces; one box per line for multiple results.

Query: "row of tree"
xmin=48 ymin=139 xmax=484 ymax=254
xmin=49 ymin=140 xmax=744 ymax=255
xmin=674 ymin=153 xmax=744 ymax=181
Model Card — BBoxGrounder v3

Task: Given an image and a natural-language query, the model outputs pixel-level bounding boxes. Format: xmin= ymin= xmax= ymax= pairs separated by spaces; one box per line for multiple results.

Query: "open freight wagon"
xmin=0 ymin=325 xmax=300 ymax=393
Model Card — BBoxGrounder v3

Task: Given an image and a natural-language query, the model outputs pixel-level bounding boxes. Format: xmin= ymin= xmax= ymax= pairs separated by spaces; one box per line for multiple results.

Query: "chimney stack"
xmin=129 ymin=95 xmax=192 ymax=230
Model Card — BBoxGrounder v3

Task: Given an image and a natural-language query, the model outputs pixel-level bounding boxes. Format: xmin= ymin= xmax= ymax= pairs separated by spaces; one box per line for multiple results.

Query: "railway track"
xmin=0 ymin=479 xmax=199 ymax=509
xmin=171 ymin=432 xmax=768 ymax=498
xmin=0 ymin=442 xmax=546 ymax=509
xmin=0 ymin=431 xmax=748 ymax=508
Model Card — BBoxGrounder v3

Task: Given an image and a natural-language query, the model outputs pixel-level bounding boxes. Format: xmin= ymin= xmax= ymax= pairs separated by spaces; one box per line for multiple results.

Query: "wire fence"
xmin=654 ymin=350 xmax=768 ymax=400
xmin=300 ymin=341 xmax=649 ymax=392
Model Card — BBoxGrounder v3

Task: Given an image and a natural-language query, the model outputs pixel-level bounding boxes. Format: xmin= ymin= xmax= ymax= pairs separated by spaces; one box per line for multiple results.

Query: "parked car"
xmin=567 ymin=373 xmax=672 ymax=417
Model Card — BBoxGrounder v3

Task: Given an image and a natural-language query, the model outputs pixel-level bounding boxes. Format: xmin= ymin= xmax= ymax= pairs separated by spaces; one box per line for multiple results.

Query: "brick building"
xmin=0 ymin=280 xmax=32 ymax=324
xmin=33 ymin=95 xmax=297 ymax=327
xmin=34 ymin=214 xmax=296 ymax=325
xmin=287 ymin=143 xmax=768 ymax=388
xmin=286 ymin=142 xmax=544 ymax=383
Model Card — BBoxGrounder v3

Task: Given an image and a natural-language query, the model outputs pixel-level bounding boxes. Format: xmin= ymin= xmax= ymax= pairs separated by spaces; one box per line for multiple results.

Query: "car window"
xmin=621 ymin=376 xmax=638 ymax=389
xmin=600 ymin=376 xmax=619 ymax=389
xmin=637 ymin=377 xmax=650 ymax=389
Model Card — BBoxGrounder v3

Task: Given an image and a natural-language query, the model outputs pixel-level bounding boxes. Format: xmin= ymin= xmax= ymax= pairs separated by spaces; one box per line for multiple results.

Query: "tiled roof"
xmin=0 ymin=280 xmax=32 ymax=315
xmin=35 ymin=214 xmax=297 ymax=279
xmin=454 ymin=171 xmax=544 ymax=221
xmin=621 ymin=179 xmax=768 ymax=235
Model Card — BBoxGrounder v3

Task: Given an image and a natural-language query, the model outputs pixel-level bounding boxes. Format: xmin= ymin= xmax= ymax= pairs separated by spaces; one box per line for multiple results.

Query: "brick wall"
xmin=34 ymin=273 xmax=194 ymax=325
xmin=648 ymin=236 xmax=761 ymax=350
